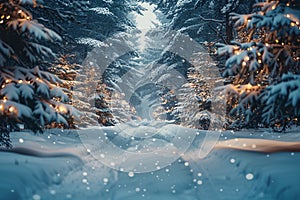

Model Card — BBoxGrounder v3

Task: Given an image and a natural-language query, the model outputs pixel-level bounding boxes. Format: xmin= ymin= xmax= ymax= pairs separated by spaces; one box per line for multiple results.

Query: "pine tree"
xmin=218 ymin=0 xmax=300 ymax=130
xmin=72 ymin=64 xmax=103 ymax=127
xmin=155 ymin=0 xmax=253 ymax=43
xmin=102 ymin=53 xmax=139 ymax=124
xmin=0 ymin=0 xmax=78 ymax=146
xmin=173 ymin=52 xmax=224 ymax=129
xmin=48 ymin=54 xmax=81 ymax=128
xmin=95 ymin=82 xmax=115 ymax=126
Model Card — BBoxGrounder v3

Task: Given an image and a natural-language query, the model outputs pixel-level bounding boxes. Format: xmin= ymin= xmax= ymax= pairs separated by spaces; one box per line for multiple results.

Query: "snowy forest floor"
xmin=1 ymin=121 xmax=300 ymax=200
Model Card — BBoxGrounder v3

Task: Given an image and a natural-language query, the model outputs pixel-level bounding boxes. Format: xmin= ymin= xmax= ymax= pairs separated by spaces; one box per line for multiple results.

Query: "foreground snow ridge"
xmin=79 ymin=121 xmax=205 ymax=173
xmin=1 ymin=121 xmax=300 ymax=199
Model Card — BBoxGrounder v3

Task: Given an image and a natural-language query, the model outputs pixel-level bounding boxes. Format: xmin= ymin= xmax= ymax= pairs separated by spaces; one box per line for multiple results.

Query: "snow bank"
xmin=0 ymin=123 xmax=300 ymax=199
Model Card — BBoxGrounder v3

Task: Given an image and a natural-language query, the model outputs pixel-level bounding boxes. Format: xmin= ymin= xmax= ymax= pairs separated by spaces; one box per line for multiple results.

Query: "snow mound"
xmin=0 ymin=125 xmax=300 ymax=199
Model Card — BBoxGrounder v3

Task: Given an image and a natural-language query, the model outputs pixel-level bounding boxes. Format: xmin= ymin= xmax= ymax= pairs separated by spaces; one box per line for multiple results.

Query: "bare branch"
xmin=199 ymin=15 xmax=225 ymax=23
xmin=207 ymin=24 xmax=228 ymax=44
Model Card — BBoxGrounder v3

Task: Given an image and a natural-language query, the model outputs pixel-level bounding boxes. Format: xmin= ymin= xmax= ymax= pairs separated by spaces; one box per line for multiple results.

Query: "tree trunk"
xmin=225 ymin=0 xmax=233 ymax=43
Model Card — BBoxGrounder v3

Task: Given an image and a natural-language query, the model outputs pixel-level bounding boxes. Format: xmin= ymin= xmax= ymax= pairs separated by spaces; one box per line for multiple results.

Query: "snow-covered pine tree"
xmin=109 ymin=90 xmax=138 ymax=123
xmin=218 ymin=0 xmax=300 ymax=130
xmin=102 ymin=53 xmax=139 ymax=124
xmin=73 ymin=60 xmax=137 ymax=127
xmin=0 ymin=0 xmax=78 ymax=146
xmin=29 ymin=0 xmax=90 ymax=63
xmin=173 ymin=52 xmax=224 ymax=129
xmin=73 ymin=64 xmax=105 ymax=127
xmin=95 ymin=81 xmax=115 ymax=126
xmin=48 ymin=54 xmax=82 ymax=128
xmin=174 ymin=66 xmax=212 ymax=129
xmin=155 ymin=0 xmax=253 ymax=43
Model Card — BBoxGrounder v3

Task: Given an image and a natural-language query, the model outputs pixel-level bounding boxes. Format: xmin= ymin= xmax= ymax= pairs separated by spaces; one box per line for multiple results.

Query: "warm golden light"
xmin=8 ymin=106 xmax=15 ymax=113
xmin=245 ymin=83 xmax=252 ymax=90
xmin=58 ymin=105 xmax=67 ymax=113
xmin=234 ymin=50 xmax=241 ymax=55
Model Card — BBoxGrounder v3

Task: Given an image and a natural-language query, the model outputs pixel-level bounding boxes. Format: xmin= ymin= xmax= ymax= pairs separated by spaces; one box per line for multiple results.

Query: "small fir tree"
xmin=173 ymin=52 xmax=224 ymax=129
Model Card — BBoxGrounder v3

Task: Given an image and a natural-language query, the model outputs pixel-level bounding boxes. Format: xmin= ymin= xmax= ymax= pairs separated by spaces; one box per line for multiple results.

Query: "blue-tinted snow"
xmin=0 ymin=123 xmax=300 ymax=199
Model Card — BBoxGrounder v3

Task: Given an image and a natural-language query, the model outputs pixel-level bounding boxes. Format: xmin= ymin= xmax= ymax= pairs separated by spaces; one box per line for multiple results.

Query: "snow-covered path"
xmin=1 ymin=122 xmax=300 ymax=200
xmin=126 ymin=3 xmax=164 ymax=120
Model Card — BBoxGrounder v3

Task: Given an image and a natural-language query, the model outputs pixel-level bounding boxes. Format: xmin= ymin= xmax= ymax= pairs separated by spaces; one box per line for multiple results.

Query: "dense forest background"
xmin=1 ymin=0 xmax=300 ymax=147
